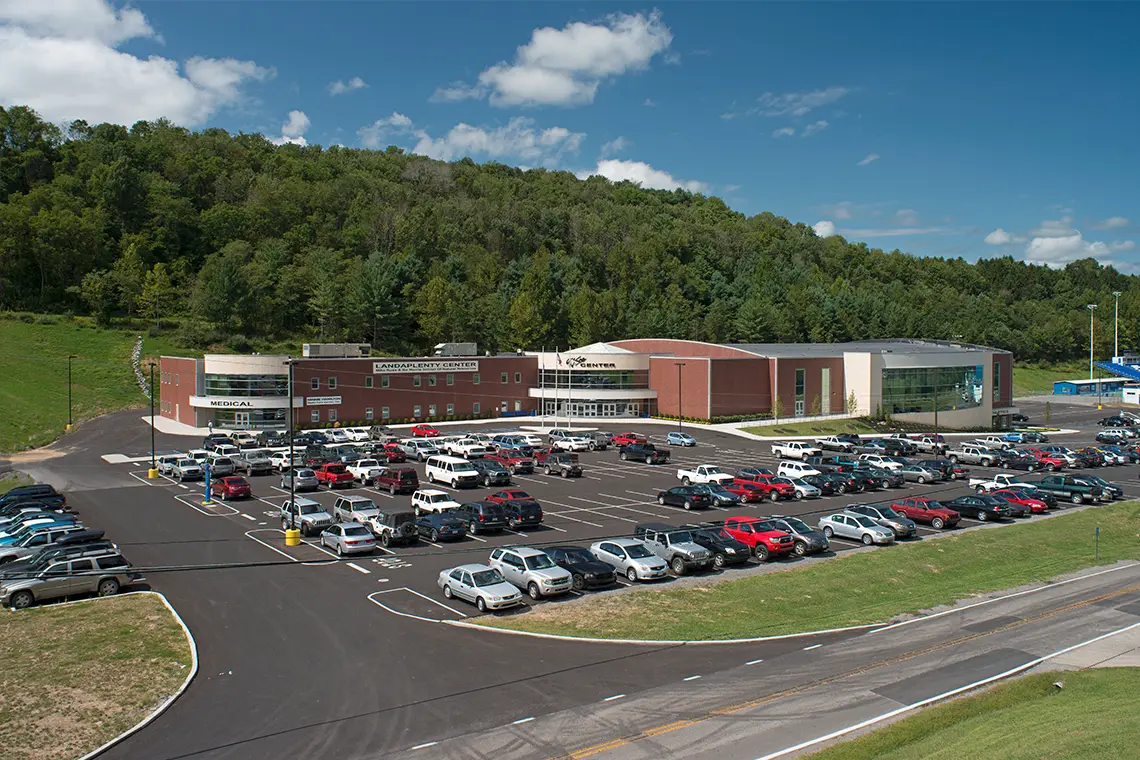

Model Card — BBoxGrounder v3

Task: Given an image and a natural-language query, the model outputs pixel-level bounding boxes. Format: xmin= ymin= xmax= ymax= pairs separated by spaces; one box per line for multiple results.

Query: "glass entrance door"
xmin=234 ymin=411 xmax=251 ymax=429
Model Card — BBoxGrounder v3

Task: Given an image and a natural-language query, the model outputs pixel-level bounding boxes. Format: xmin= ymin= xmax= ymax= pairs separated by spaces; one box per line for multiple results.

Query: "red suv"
xmin=890 ymin=497 xmax=960 ymax=529
xmin=733 ymin=471 xmax=796 ymax=501
xmin=411 ymin=424 xmax=441 ymax=437
xmin=380 ymin=443 xmax=407 ymax=463
xmin=611 ymin=432 xmax=647 ymax=447
xmin=721 ymin=516 xmax=794 ymax=560
xmin=215 ymin=476 xmax=252 ymax=500
xmin=721 ymin=481 xmax=767 ymax=503
xmin=373 ymin=467 xmax=419 ymax=495
xmin=314 ymin=463 xmax=354 ymax=489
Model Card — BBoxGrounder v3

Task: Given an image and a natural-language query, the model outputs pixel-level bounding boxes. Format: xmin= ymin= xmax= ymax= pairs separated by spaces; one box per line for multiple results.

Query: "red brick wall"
xmin=708 ymin=358 xmax=772 ymax=417
xmin=650 ymin=357 xmax=710 ymax=418
xmin=994 ymin=353 xmax=1013 ymax=407
xmin=159 ymin=357 xmax=199 ymax=425
xmin=771 ymin=357 xmax=846 ymax=416
xmin=291 ymin=356 xmax=538 ymax=425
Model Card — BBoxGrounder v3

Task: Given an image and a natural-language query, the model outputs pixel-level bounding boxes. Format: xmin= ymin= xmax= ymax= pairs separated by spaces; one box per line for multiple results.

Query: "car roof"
xmin=597 ymin=537 xmax=644 ymax=546
xmin=338 ymin=494 xmax=374 ymax=502
xmin=452 ymin=563 xmax=494 ymax=573
xmin=499 ymin=545 xmax=546 ymax=557
xmin=416 ymin=488 xmax=450 ymax=497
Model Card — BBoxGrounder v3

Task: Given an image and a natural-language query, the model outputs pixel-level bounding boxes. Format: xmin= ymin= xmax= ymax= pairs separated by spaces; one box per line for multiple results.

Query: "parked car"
xmin=400 ymin=439 xmax=441 ymax=462
xmin=732 ymin=471 xmax=796 ymax=501
xmin=1079 ymin=475 xmax=1123 ymax=500
xmin=989 ymin=489 xmax=1050 ymax=514
xmin=314 ymin=463 xmax=354 ymax=489
xmin=771 ymin=441 xmax=822 ymax=460
xmin=619 ymin=443 xmax=670 ymax=464
xmin=280 ymin=467 xmax=319 ymax=492
xmin=373 ymin=467 xmax=420 ymax=495
xmin=678 ymin=465 xmax=735 ymax=486
xmin=320 ymin=523 xmax=375 ymax=555
xmin=1033 ymin=474 xmax=1104 ymax=504
xmin=0 ymin=524 xmax=89 ymax=565
xmin=470 ymin=458 xmax=512 ymax=487
xmin=214 ymin=476 xmax=252 ymax=500
xmin=269 ymin=451 xmax=303 ymax=472
xmin=585 ymin=432 xmax=612 ymax=451
xmin=611 ymin=432 xmax=647 ymax=447
xmin=656 ymin=486 xmax=713 ymax=511
xmin=207 ymin=456 xmax=236 ymax=477
xmin=546 ymin=545 xmax=619 ymax=590
xmin=333 ymin=495 xmax=381 ymax=524
xmin=499 ymin=500 xmax=543 ymax=530
xmin=853 ymin=465 xmax=905 ymax=489
xmin=280 ymin=497 xmax=334 ymax=536
xmin=890 ymin=497 xmax=961 ymax=529
xmin=689 ymin=484 xmax=744 ymax=506
xmin=485 ymin=449 xmax=535 ymax=474
xmin=542 ymin=452 xmax=583 ymax=478
xmin=0 ymin=549 xmax=142 ymax=609
xmin=895 ymin=461 xmax=942 ymax=483
xmin=944 ymin=494 xmax=1013 ymax=521
xmin=721 ymin=516 xmax=795 ymax=560
xmin=844 ymin=504 xmax=918 ymax=539
xmin=589 ymin=538 xmax=669 ymax=582
xmin=438 ymin=564 xmax=524 ymax=612
xmin=817 ymin=513 xmax=895 ymax=546
xmin=410 ymin=424 xmax=441 ymax=437
xmin=634 ymin=524 xmax=714 ymax=575
xmin=762 ymin=515 xmax=831 ymax=556
xmin=0 ymin=531 xmax=113 ymax=574
xmin=681 ymin=525 xmax=752 ymax=568
xmin=773 ymin=476 xmax=822 ymax=500
xmin=489 ymin=546 xmax=573 ymax=599
xmin=452 ymin=501 xmax=509 ymax=535
xmin=157 ymin=454 xmax=181 ymax=476
xmin=719 ymin=481 xmax=767 ymax=503
xmin=919 ymin=458 xmax=967 ymax=480
xmin=415 ymin=513 xmax=468 ymax=542
xmin=234 ymin=449 xmax=274 ymax=476
xmin=666 ymin=431 xmax=697 ymax=447
xmin=812 ymin=471 xmax=861 ymax=494
xmin=365 ymin=510 xmax=419 ymax=546
xmin=411 ymin=489 xmax=462 ymax=515
xmin=776 ymin=461 xmax=822 ymax=479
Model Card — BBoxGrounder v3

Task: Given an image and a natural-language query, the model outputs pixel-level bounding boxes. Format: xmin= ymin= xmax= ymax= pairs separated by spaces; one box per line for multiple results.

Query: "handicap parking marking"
xmin=372 ymin=556 xmax=413 ymax=569
xmin=367 ymin=587 xmax=469 ymax=622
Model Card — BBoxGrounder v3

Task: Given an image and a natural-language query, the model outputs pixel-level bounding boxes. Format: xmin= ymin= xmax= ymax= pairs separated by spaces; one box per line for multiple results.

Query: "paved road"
xmin=17 ymin=404 xmax=1139 ymax=760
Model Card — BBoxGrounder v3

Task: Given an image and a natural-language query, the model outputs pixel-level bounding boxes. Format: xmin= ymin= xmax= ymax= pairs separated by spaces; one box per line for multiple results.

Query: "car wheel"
xmin=917 ymin=476 xmax=926 ymax=484
xmin=468 ymin=521 xmax=478 ymax=536
xmin=527 ymin=582 xmax=541 ymax=600
xmin=671 ymin=557 xmax=686 ymax=575
xmin=381 ymin=533 xmax=391 ymax=547
xmin=620 ymin=452 xmax=628 ymax=461
xmin=1072 ymin=493 xmax=1083 ymax=504
xmin=836 ymin=484 xmax=846 ymax=494
xmin=976 ymin=511 xmax=988 ymax=522
xmin=97 ymin=578 xmax=120 ymax=597
xmin=681 ymin=476 xmax=691 ymax=486
xmin=949 ymin=455 xmax=959 ymax=463
xmin=337 ymin=543 xmax=344 ymax=556
xmin=545 ymin=467 xmax=552 ymax=476
xmin=1047 ymin=463 xmax=1056 ymax=472
xmin=10 ymin=590 xmax=34 ymax=610
xmin=793 ymin=541 xmax=807 ymax=556
xmin=755 ymin=544 xmax=770 ymax=561
xmin=975 ymin=485 xmax=986 ymax=493
xmin=626 ymin=567 xmax=638 ymax=582
xmin=683 ymin=500 xmax=693 ymax=510
xmin=430 ymin=529 xmax=440 ymax=542
xmin=645 ymin=456 xmax=653 ymax=464
xmin=713 ymin=553 xmax=727 ymax=569
xmin=881 ymin=480 xmax=891 ymax=489
xmin=822 ymin=526 xmax=834 ymax=538
xmin=562 ymin=469 xmax=570 ymax=478
xmin=573 ymin=574 xmax=586 ymax=591
xmin=476 ymin=596 xmax=487 ymax=613
xmin=1001 ymin=462 xmax=1010 ymax=470
xmin=794 ymin=491 xmax=803 ymax=501
xmin=861 ymin=533 xmax=873 ymax=546
xmin=588 ymin=443 xmax=596 ymax=451
xmin=932 ymin=517 xmax=945 ymax=530
xmin=770 ymin=492 xmax=780 ymax=502
xmin=1028 ymin=465 xmax=1036 ymax=472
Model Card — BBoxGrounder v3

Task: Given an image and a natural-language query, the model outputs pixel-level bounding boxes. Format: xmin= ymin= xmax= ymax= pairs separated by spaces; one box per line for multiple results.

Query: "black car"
xmin=945 ymin=494 xmax=1012 ymax=521
xmin=736 ymin=466 xmax=775 ymax=479
xmin=501 ymin=500 xmax=543 ymax=529
xmin=1098 ymin=415 xmax=1134 ymax=427
xmin=453 ymin=501 xmax=508 ymax=534
xmin=0 ymin=484 xmax=63 ymax=508
xmin=470 ymin=458 xmax=512 ymax=487
xmin=800 ymin=474 xmax=836 ymax=496
xmin=619 ymin=443 xmax=670 ymax=464
xmin=877 ymin=438 xmax=917 ymax=456
xmin=202 ymin=433 xmax=234 ymax=450
xmin=656 ymin=486 xmax=712 ymax=511
xmin=995 ymin=450 xmax=1038 ymax=471
xmin=816 ymin=471 xmax=860 ymax=494
xmin=919 ymin=458 xmax=967 ymax=480
xmin=414 ymin=513 xmax=467 ymax=542
xmin=1011 ymin=413 xmax=1029 ymax=423
xmin=258 ymin=431 xmax=289 ymax=447
xmin=1096 ymin=431 xmax=1127 ymax=444
xmin=836 ymin=433 xmax=863 ymax=445
xmin=835 ymin=465 xmax=881 ymax=490
xmin=853 ymin=465 xmax=905 ymax=488
xmin=546 ymin=545 xmax=618 ymax=590
xmin=682 ymin=525 xmax=751 ymax=568
xmin=690 ymin=484 xmax=743 ymax=506
xmin=0 ymin=492 xmax=69 ymax=512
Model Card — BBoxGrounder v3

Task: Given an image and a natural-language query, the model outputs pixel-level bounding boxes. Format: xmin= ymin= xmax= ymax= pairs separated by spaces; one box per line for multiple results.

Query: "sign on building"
xmin=306 ymin=396 xmax=343 ymax=406
xmin=372 ymin=360 xmax=479 ymax=374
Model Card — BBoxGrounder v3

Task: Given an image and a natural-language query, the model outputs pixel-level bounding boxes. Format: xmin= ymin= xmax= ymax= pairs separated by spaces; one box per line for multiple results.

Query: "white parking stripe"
xmin=466 ymin=535 xmax=488 ymax=543
xmin=683 ymin=675 xmax=702 ymax=681
xmin=240 ymin=514 xmax=257 ymax=522
xmin=346 ymin=562 xmax=371 ymax=574
xmin=602 ymin=694 xmax=626 ymax=702
xmin=746 ymin=658 xmax=764 ymax=665
xmin=625 ymin=490 xmax=657 ymax=498
xmin=803 ymin=644 xmax=822 ymax=651
xmin=512 ymin=717 xmax=536 ymax=725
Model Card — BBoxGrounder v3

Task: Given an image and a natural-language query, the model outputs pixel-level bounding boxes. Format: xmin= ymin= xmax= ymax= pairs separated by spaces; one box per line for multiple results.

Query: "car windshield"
xmin=852 ymin=516 xmax=878 ymax=528
xmin=782 ymin=518 xmax=811 ymax=533
xmin=749 ymin=520 xmax=778 ymax=532
xmin=625 ymin=544 xmax=653 ymax=559
xmin=524 ymin=555 xmax=556 ymax=570
xmin=299 ymin=504 xmax=321 ymax=514
xmin=472 ymin=569 xmax=506 ymax=587
xmin=700 ymin=528 xmax=734 ymax=541
xmin=707 ymin=487 xmax=731 ymax=497
xmin=344 ymin=526 xmax=370 ymax=537
xmin=178 ymin=460 xmax=196 ymax=467
xmin=880 ymin=508 xmax=902 ymax=519
xmin=563 ymin=549 xmax=593 ymax=562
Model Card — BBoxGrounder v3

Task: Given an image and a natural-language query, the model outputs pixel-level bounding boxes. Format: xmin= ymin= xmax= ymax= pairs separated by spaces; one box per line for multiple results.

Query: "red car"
xmin=411 ymin=424 xmax=441 ymax=438
xmin=485 ymin=489 xmax=537 ymax=505
xmin=380 ymin=443 xmax=407 ymax=463
xmin=485 ymin=450 xmax=535 ymax=474
xmin=990 ymin=488 xmax=1050 ymax=513
xmin=721 ymin=516 xmax=794 ymax=560
xmin=611 ymin=432 xmax=647 ymax=447
xmin=733 ymin=472 xmax=795 ymax=501
xmin=1025 ymin=449 xmax=1067 ymax=471
xmin=314 ymin=463 xmax=354 ymax=489
xmin=530 ymin=446 xmax=553 ymax=464
xmin=890 ymin=497 xmax=961 ymax=529
xmin=215 ymin=476 xmax=252 ymax=500
xmin=721 ymin=481 xmax=767 ymax=503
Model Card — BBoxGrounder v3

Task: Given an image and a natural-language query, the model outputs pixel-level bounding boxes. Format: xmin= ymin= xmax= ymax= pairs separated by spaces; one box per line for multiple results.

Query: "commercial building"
xmin=1052 ymin=378 xmax=1128 ymax=396
xmin=160 ymin=338 xmax=1015 ymax=430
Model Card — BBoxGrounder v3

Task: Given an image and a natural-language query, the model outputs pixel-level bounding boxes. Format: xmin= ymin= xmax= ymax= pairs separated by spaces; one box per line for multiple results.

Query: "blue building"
xmin=1053 ymin=378 xmax=1127 ymax=396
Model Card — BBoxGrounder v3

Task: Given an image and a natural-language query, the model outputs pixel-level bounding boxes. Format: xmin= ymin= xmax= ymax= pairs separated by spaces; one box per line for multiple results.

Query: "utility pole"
xmin=148 ymin=363 xmax=157 ymax=478
xmin=674 ymin=362 xmax=686 ymax=431
xmin=1113 ymin=291 xmax=1122 ymax=360
xmin=66 ymin=354 xmax=78 ymax=431
xmin=287 ymin=357 xmax=296 ymax=530
xmin=1088 ymin=304 xmax=1098 ymax=380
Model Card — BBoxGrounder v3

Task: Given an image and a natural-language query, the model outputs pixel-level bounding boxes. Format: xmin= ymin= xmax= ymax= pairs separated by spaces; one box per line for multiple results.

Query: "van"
xmin=425 ymin=455 xmax=481 ymax=488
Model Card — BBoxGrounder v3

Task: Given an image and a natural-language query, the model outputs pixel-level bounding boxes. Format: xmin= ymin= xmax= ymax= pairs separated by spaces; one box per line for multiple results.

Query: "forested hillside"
xmin=1 ymin=105 xmax=1133 ymax=361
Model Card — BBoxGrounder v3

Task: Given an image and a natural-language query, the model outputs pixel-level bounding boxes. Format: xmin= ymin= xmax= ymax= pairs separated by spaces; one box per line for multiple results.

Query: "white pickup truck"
xmin=815 ymin=436 xmax=856 ymax=452
xmin=347 ymin=458 xmax=386 ymax=485
xmin=677 ymin=465 xmax=734 ymax=486
xmin=968 ymin=472 xmax=1040 ymax=493
xmin=912 ymin=435 xmax=948 ymax=454
xmin=771 ymin=441 xmax=822 ymax=460
xmin=443 ymin=438 xmax=489 ymax=458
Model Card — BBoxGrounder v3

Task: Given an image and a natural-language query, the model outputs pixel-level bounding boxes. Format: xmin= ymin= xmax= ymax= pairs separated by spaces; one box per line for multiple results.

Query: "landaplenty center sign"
xmin=373 ymin=360 xmax=479 ymax=374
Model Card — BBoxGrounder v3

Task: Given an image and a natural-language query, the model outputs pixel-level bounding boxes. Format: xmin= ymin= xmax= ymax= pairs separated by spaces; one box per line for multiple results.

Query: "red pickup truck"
xmin=721 ymin=516 xmax=794 ymax=561
xmin=611 ymin=432 xmax=647 ymax=447
xmin=485 ymin=450 xmax=535 ymax=474
xmin=890 ymin=497 xmax=961 ymax=530
xmin=1025 ymin=449 xmax=1067 ymax=471
xmin=733 ymin=471 xmax=796 ymax=501
xmin=314 ymin=463 xmax=354 ymax=489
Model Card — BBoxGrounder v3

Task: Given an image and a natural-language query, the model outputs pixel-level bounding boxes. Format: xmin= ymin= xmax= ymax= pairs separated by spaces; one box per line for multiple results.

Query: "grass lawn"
xmin=479 ymin=500 xmax=1140 ymax=640
xmin=0 ymin=473 xmax=33 ymax=495
xmin=0 ymin=317 xmax=194 ymax=453
xmin=740 ymin=418 xmax=878 ymax=437
xmin=1013 ymin=360 xmax=1087 ymax=398
xmin=0 ymin=593 xmax=193 ymax=760
xmin=805 ymin=668 xmax=1140 ymax=760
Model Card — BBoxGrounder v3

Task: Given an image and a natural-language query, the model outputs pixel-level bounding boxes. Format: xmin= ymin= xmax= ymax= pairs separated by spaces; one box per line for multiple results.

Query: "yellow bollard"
xmin=147 ymin=468 xmax=159 ymax=479
xmin=284 ymin=529 xmax=301 ymax=547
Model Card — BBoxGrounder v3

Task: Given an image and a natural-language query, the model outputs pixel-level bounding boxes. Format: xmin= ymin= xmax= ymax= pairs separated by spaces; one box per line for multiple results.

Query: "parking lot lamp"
xmin=1113 ymin=291 xmax=1122 ymax=359
xmin=66 ymin=354 xmax=78 ymax=431
xmin=1088 ymin=304 xmax=1098 ymax=379
xmin=674 ymin=362 xmax=686 ymax=431
xmin=287 ymin=357 xmax=297 ymax=530
xmin=148 ymin=362 xmax=158 ymax=478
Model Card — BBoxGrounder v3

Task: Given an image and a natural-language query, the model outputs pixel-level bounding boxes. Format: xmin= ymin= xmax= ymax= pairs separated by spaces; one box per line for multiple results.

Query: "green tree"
xmin=138 ymin=262 xmax=175 ymax=329
xmin=73 ymin=270 xmax=116 ymax=325
xmin=192 ymin=241 xmax=252 ymax=331
xmin=847 ymin=389 xmax=858 ymax=414
xmin=810 ymin=394 xmax=821 ymax=416
xmin=772 ymin=394 xmax=784 ymax=422
xmin=112 ymin=242 xmax=147 ymax=318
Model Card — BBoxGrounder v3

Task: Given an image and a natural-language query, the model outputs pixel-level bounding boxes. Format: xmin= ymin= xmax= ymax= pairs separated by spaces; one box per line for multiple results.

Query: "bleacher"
xmin=1095 ymin=360 xmax=1140 ymax=382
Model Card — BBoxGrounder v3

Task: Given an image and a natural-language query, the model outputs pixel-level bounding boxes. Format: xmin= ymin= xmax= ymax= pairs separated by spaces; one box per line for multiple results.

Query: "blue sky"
xmin=1 ymin=1 xmax=1137 ymax=269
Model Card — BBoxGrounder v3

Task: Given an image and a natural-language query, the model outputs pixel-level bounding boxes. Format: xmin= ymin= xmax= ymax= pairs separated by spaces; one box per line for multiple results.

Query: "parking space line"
xmin=746 ymin=658 xmax=764 ymax=665
xmin=543 ymin=510 xmax=605 ymax=528
xmin=504 ymin=528 xmax=530 ymax=537
xmin=625 ymin=490 xmax=657 ymax=498
xmin=545 ymin=525 xmax=568 ymax=532
xmin=803 ymin=643 xmax=822 ymax=651
xmin=466 ymin=535 xmax=488 ymax=543
xmin=244 ymin=530 xmax=298 ymax=562
xmin=178 ymin=484 xmax=189 ymax=489
xmin=411 ymin=742 xmax=438 ymax=750
xmin=683 ymin=675 xmax=702 ymax=681
xmin=603 ymin=694 xmax=626 ymax=702
xmin=402 ymin=587 xmax=469 ymax=617
xmin=240 ymin=513 xmax=257 ymax=522
xmin=512 ymin=716 xmax=536 ymax=725
xmin=541 ymin=500 xmax=617 ymax=526
xmin=346 ymin=562 xmax=371 ymax=574
xmin=361 ymin=487 xmax=395 ymax=499
xmin=514 ymin=475 xmax=545 ymax=485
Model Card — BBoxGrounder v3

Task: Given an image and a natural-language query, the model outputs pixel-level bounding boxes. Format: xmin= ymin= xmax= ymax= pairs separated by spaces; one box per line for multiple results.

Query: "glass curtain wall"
xmin=204 ymin=374 xmax=288 ymax=397
xmin=881 ymin=365 xmax=984 ymax=414
xmin=538 ymin=369 xmax=649 ymax=390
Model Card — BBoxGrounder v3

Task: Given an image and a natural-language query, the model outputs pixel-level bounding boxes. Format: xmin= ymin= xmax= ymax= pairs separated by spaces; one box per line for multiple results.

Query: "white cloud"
xmin=984 ymin=228 xmax=1014 ymax=245
xmin=751 ymin=86 xmax=848 ymax=117
xmin=801 ymin=120 xmax=828 ymax=137
xmin=895 ymin=208 xmax=919 ymax=227
xmin=356 ymin=112 xmax=415 ymax=148
xmin=328 ymin=76 xmax=367 ymax=96
xmin=270 ymin=109 xmax=309 ymax=146
xmin=1092 ymin=216 xmax=1130 ymax=230
xmin=857 ymin=153 xmax=879 ymax=166
xmin=722 ymin=184 xmax=742 ymax=193
xmin=578 ymin=159 xmax=708 ymax=193
xmin=437 ymin=11 xmax=673 ymax=107
xmin=0 ymin=0 xmax=272 ymax=126
xmin=842 ymin=227 xmax=949 ymax=237
xmin=644 ymin=97 xmax=656 ymax=107
xmin=823 ymin=201 xmax=856 ymax=220
xmin=772 ymin=126 xmax=795 ymax=138
xmin=1029 ymin=216 xmax=1076 ymax=238
xmin=600 ymin=136 xmax=629 ymax=156
xmin=1025 ymin=230 xmax=1136 ymax=269
xmin=813 ymin=220 xmax=837 ymax=237
xmin=1111 ymin=240 xmax=1136 ymax=251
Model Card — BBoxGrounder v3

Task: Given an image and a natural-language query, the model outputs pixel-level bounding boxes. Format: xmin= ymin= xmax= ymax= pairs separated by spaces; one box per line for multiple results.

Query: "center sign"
xmin=373 ymin=360 xmax=479 ymax=374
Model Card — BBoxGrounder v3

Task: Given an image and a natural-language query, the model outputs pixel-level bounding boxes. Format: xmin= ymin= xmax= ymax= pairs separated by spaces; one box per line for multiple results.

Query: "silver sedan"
xmin=817 ymin=513 xmax=895 ymax=546
xmin=589 ymin=538 xmax=669 ymax=582
xmin=319 ymin=523 xmax=376 ymax=555
xmin=281 ymin=468 xmax=319 ymax=492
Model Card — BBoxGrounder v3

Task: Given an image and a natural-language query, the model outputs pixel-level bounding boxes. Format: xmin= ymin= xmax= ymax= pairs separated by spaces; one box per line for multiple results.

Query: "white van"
xmin=425 ymin=455 xmax=481 ymax=488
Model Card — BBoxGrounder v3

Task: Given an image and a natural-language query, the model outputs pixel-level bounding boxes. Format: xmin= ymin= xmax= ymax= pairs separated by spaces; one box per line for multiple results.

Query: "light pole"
xmin=287 ymin=357 xmax=297 ymax=531
xmin=66 ymin=354 xmax=78 ymax=431
xmin=1113 ymin=291 xmax=1122 ymax=360
xmin=1088 ymin=304 xmax=1098 ymax=380
xmin=674 ymin=362 xmax=686 ymax=431
xmin=148 ymin=362 xmax=158 ymax=478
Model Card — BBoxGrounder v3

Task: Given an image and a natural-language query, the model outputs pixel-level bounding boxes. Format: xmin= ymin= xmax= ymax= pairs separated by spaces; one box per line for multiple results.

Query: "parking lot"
xmin=106 ymin=407 xmax=1140 ymax=625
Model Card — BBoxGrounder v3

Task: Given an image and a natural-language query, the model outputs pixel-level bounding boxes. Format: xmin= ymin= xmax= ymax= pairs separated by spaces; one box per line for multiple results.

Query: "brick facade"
xmin=159 ymin=357 xmax=199 ymax=426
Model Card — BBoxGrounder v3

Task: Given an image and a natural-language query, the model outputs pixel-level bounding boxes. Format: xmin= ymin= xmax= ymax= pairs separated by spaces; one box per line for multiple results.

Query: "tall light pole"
xmin=148 ymin=362 xmax=157 ymax=478
xmin=674 ymin=362 xmax=686 ymax=431
xmin=1113 ymin=291 xmax=1122 ymax=360
xmin=1088 ymin=304 xmax=1098 ymax=380
xmin=287 ymin=357 xmax=297 ymax=530
xmin=66 ymin=354 xmax=78 ymax=431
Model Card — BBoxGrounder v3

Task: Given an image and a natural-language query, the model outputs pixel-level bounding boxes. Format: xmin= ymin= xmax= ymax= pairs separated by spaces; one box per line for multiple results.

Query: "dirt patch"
xmin=6 ymin=448 xmax=67 ymax=464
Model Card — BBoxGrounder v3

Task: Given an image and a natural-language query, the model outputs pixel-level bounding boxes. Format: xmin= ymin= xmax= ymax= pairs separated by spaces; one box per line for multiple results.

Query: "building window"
xmin=413 ymin=404 xmax=422 ymax=418
xmin=473 ymin=402 xmax=481 ymax=414
xmin=311 ymin=377 xmax=320 ymax=390
xmin=381 ymin=406 xmax=390 ymax=420
xmin=381 ymin=375 xmax=389 ymax=388
xmin=365 ymin=376 xmax=373 ymax=388
xmin=501 ymin=372 xmax=508 ymax=384
xmin=501 ymin=400 xmax=508 ymax=412
xmin=473 ymin=373 xmax=480 ymax=385
xmin=514 ymin=400 xmax=522 ymax=411
xmin=204 ymin=374 xmax=288 ymax=397
xmin=514 ymin=372 xmax=522 ymax=384
xmin=794 ymin=368 xmax=806 ymax=416
xmin=446 ymin=403 xmax=454 ymax=416
xmin=993 ymin=360 xmax=1000 ymax=403
xmin=328 ymin=409 xmax=338 ymax=422
xmin=428 ymin=404 xmax=437 ymax=417
xmin=365 ymin=408 xmax=374 ymax=420
xmin=311 ymin=409 xmax=320 ymax=423
xmin=446 ymin=374 xmax=454 ymax=386
xmin=175 ymin=374 xmax=179 ymax=386
xmin=428 ymin=375 xmax=437 ymax=387
xmin=413 ymin=375 xmax=421 ymax=388
xmin=821 ymin=367 xmax=831 ymax=414
xmin=881 ymin=365 xmax=985 ymax=414
xmin=328 ymin=377 xmax=337 ymax=390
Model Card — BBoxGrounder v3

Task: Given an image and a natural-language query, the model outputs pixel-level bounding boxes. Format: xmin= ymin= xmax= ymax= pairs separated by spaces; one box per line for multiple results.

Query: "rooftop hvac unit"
xmin=302 ymin=343 xmax=372 ymax=358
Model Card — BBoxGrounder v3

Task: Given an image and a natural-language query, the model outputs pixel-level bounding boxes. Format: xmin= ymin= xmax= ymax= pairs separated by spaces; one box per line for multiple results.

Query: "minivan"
xmin=425 ymin=455 xmax=481 ymax=488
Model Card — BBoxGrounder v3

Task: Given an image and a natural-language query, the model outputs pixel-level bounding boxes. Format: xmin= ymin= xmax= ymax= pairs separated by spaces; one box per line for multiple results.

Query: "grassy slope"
xmin=0 ymin=473 xmax=33 ymax=495
xmin=805 ymin=668 xmax=1140 ymax=760
xmin=0 ymin=593 xmax=192 ymax=760
xmin=740 ymin=419 xmax=878 ymax=437
xmin=1012 ymin=360 xmax=1087 ymax=398
xmin=480 ymin=500 xmax=1140 ymax=640
xmin=0 ymin=318 xmax=194 ymax=453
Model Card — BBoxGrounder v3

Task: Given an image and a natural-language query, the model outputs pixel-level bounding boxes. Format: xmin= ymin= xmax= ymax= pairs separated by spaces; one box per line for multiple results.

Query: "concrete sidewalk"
xmin=1036 ymin=625 xmax=1140 ymax=671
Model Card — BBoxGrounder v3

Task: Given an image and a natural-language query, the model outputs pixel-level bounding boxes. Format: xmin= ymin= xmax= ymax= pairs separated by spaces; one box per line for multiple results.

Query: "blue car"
xmin=1001 ymin=432 xmax=1027 ymax=443
xmin=0 ymin=519 xmax=78 ymax=546
xmin=666 ymin=431 xmax=697 ymax=447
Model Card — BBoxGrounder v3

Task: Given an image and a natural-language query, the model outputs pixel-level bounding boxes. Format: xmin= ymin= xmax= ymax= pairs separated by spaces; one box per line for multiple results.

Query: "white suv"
xmin=858 ymin=454 xmax=903 ymax=471
xmin=411 ymin=489 xmax=461 ymax=515
xmin=552 ymin=435 xmax=592 ymax=452
xmin=776 ymin=461 xmax=821 ymax=478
